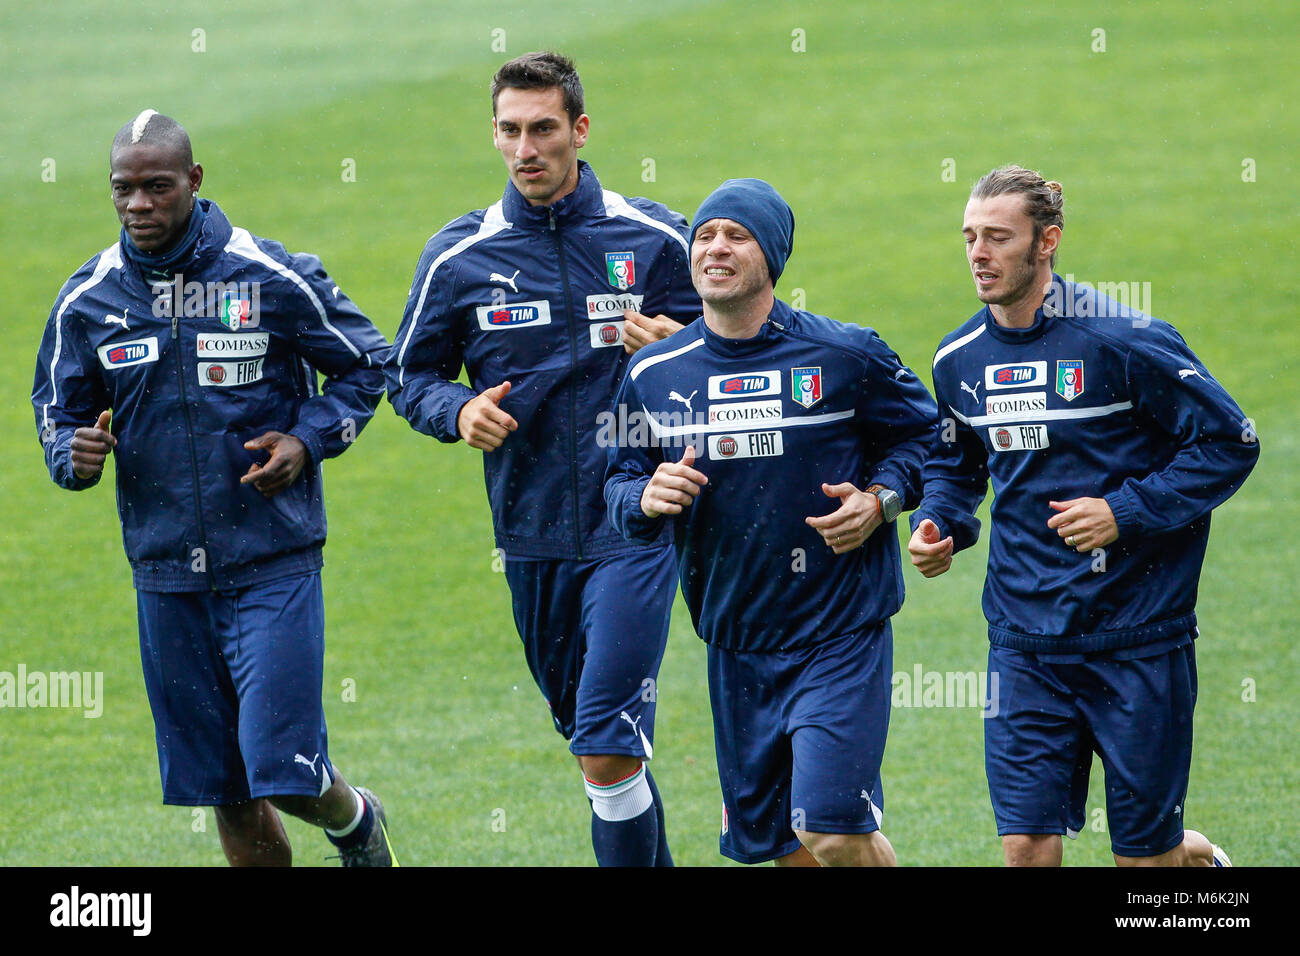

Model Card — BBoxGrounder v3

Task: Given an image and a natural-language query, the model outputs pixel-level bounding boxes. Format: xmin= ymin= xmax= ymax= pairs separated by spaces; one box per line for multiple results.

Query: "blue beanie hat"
xmin=690 ymin=179 xmax=795 ymax=285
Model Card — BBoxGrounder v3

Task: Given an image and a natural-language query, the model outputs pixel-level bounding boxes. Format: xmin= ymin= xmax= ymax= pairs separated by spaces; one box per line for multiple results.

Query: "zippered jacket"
xmin=605 ymin=301 xmax=939 ymax=651
xmin=387 ymin=161 xmax=700 ymax=559
xmin=910 ymin=276 xmax=1259 ymax=653
xmin=32 ymin=200 xmax=389 ymax=591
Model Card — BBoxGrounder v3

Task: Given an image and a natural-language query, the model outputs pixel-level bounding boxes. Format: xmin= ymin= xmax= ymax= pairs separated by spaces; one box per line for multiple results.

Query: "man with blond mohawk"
xmin=909 ymin=164 xmax=1258 ymax=866
xmin=32 ymin=110 xmax=396 ymax=866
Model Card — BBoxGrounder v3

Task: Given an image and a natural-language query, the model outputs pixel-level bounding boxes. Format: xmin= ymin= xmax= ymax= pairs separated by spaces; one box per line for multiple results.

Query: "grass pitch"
xmin=1 ymin=0 xmax=1295 ymax=866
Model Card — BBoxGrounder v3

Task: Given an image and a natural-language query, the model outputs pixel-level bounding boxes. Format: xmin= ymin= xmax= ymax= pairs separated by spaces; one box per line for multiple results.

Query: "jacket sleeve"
xmin=855 ymin=332 xmax=941 ymax=510
xmin=32 ymin=297 xmax=110 ymax=491
xmin=660 ymin=215 xmax=704 ymax=324
xmin=385 ymin=243 xmax=477 ymax=442
xmin=1103 ymin=325 xmax=1259 ymax=537
xmin=604 ymin=371 xmax=668 ymax=544
xmin=280 ymin=254 xmax=390 ymax=464
xmin=908 ymin=378 xmax=988 ymax=553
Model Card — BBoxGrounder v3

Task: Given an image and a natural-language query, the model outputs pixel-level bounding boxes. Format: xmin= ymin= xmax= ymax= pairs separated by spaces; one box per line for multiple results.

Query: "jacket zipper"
xmin=550 ymin=206 xmax=584 ymax=560
xmin=172 ymin=312 xmax=216 ymax=590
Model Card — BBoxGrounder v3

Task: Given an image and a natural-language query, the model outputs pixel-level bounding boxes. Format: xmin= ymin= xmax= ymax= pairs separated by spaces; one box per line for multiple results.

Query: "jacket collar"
xmin=699 ymin=296 xmax=795 ymax=356
xmin=983 ymin=273 xmax=1065 ymax=344
xmin=501 ymin=160 xmax=604 ymax=227
xmin=120 ymin=197 xmax=233 ymax=281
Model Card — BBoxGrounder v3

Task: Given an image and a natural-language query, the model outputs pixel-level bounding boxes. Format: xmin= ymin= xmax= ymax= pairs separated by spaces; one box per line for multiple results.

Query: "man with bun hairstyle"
xmin=605 ymin=179 xmax=938 ymax=866
xmin=908 ymin=165 xmax=1258 ymax=866
xmin=32 ymin=110 xmax=395 ymax=865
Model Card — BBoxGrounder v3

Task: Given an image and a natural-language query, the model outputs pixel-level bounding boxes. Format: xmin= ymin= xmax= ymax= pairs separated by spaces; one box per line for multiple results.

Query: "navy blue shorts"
xmin=503 ymin=546 xmax=675 ymax=758
xmin=984 ymin=639 xmax=1197 ymax=857
xmin=707 ymin=622 xmax=893 ymax=864
xmin=136 ymin=571 xmax=333 ymax=806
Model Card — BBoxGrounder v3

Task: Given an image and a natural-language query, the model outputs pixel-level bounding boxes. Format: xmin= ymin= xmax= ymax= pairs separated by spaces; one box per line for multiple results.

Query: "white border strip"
xmin=225 ymin=228 xmax=360 ymax=359
xmin=396 ymin=202 xmax=511 ymax=384
xmin=601 ymin=190 xmax=689 ymax=254
xmin=933 ymin=323 xmax=986 ymax=368
xmin=44 ymin=245 xmax=122 ymax=422
xmin=951 ymin=400 xmax=1134 ymax=428
xmin=645 ymin=407 xmax=855 ymax=439
xmin=629 ymin=336 xmax=706 ymax=381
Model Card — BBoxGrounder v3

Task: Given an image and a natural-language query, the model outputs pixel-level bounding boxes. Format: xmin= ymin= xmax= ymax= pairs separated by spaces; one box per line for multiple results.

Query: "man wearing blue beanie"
xmin=689 ymin=178 xmax=796 ymax=286
xmin=606 ymin=179 xmax=939 ymax=866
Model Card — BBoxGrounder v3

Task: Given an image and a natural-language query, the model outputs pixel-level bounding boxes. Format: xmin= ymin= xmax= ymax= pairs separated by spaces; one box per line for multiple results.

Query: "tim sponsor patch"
xmin=707 ymin=370 xmax=781 ymax=400
xmin=708 ymin=430 xmax=784 ymax=460
xmin=988 ymin=423 xmax=1050 ymax=452
xmin=196 ymin=332 xmax=269 ymax=358
xmin=96 ymin=337 xmax=159 ymax=369
xmin=198 ymin=358 xmax=265 ymax=388
xmin=586 ymin=293 xmax=643 ymax=319
xmin=985 ymin=361 xmax=1047 ymax=391
xmin=475 ymin=300 xmax=552 ymax=330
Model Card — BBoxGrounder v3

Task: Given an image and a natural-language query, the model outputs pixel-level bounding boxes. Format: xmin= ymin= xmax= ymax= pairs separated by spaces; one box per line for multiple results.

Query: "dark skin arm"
xmin=71 ymin=409 xmax=117 ymax=479
xmin=241 ymin=432 xmax=308 ymax=497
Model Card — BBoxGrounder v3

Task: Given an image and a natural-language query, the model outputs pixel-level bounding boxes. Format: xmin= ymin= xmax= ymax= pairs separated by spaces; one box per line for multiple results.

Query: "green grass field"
xmin=1 ymin=0 xmax=1296 ymax=866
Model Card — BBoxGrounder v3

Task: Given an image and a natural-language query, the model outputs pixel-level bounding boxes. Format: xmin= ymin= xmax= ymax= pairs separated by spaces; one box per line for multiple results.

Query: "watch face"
xmin=876 ymin=489 xmax=902 ymax=522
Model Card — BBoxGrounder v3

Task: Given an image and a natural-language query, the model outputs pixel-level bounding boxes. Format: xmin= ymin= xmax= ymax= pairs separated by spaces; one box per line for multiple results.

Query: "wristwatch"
xmin=868 ymin=484 xmax=902 ymax=523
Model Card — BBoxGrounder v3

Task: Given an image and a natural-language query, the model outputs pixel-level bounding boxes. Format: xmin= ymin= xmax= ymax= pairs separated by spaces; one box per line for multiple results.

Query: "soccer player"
xmin=32 ymin=111 xmax=397 ymax=866
xmin=386 ymin=52 xmax=700 ymax=866
xmin=605 ymin=179 xmax=939 ymax=866
xmin=908 ymin=165 xmax=1259 ymax=866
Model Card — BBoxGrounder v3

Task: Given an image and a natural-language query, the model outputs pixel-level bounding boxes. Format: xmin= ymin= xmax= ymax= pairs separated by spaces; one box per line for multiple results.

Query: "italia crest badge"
xmin=221 ymin=294 xmax=255 ymax=331
xmin=605 ymin=252 xmax=635 ymax=290
xmin=1056 ymin=360 xmax=1084 ymax=402
xmin=791 ymin=366 xmax=823 ymax=409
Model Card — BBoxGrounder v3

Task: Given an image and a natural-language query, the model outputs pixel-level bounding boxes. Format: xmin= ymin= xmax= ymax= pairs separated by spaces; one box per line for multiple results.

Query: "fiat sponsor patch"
xmin=198 ymin=358 xmax=265 ymax=387
xmin=707 ymin=430 xmax=784 ymax=459
xmin=589 ymin=321 xmax=625 ymax=348
xmin=988 ymin=423 xmax=1050 ymax=452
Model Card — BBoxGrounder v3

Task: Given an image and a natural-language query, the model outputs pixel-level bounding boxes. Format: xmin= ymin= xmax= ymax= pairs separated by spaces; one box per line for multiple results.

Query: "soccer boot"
xmin=339 ymin=786 xmax=400 ymax=867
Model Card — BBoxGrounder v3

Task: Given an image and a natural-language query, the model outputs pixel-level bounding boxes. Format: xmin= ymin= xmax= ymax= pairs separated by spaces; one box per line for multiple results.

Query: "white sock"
xmin=585 ymin=764 xmax=653 ymax=822
xmin=325 ymin=786 xmax=365 ymax=837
